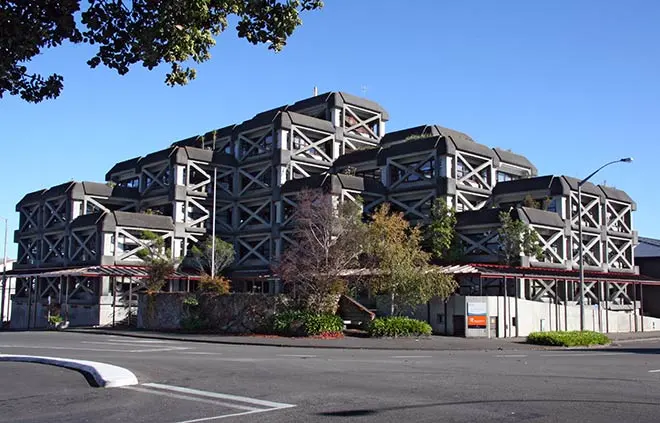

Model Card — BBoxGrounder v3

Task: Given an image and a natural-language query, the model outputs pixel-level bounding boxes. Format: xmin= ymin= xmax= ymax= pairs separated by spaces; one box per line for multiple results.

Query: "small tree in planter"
xmin=497 ymin=210 xmax=544 ymax=265
xmin=137 ymin=231 xmax=181 ymax=292
xmin=364 ymin=203 xmax=458 ymax=315
xmin=190 ymin=235 xmax=235 ymax=294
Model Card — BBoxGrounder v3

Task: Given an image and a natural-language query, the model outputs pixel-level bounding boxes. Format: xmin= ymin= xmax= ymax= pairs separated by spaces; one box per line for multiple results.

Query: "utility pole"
xmin=211 ymin=166 xmax=217 ymax=279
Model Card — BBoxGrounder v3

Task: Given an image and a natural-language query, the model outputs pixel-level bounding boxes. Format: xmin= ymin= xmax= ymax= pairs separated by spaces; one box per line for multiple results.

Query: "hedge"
xmin=270 ymin=310 xmax=344 ymax=337
xmin=527 ymin=331 xmax=610 ymax=347
xmin=367 ymin=316 xmax=432 ymax=338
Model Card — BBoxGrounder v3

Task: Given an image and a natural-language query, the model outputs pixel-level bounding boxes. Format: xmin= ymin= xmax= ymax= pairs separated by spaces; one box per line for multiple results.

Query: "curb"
xmin=0 ymin=354 xmax=139 ymax=388
xmin=64 ymin=329 xmax=547 ymax=352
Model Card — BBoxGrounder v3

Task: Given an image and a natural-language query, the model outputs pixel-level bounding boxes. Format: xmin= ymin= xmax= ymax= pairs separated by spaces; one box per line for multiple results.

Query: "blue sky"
xmin=1 ymin=0 xmax=658 ymax=259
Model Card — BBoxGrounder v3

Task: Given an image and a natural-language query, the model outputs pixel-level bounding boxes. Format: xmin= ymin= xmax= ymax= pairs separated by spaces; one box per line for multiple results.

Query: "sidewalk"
xmin=63 ymin=327 xmax=660 ymax=351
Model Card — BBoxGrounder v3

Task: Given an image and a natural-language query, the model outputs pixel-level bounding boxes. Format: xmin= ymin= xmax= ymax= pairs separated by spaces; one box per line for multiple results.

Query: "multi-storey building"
xmin=9 ymin=91 xmax=656 ymax=335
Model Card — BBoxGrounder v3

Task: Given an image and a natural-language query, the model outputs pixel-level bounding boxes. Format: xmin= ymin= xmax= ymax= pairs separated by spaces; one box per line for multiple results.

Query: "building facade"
xmin=10 ymin=91 xmax=655 ymax=334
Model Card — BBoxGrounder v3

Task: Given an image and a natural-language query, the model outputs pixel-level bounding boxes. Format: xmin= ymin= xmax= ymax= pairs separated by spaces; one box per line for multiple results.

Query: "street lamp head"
xmin=620 ymin=157 xmax=633 ymax=163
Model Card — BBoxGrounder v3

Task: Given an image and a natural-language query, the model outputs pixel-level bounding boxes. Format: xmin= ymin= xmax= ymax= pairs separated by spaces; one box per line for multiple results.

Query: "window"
xmin=456 ymin=162 xmax=465 ymax=178
xmin=497 ymin=172 xmax=518 ymax=183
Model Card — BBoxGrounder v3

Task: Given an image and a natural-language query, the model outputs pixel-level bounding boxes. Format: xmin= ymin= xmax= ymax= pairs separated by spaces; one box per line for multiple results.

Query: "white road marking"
xmin=175 ymin=409 xmax=277 ymax=423
xmin=122 ymin=386 xmax=260 ymax=411
xmin=181 ymin=352 xmax=220 ymax=356
xmin=0 ymin=344 xmax=187 ymax=354
xmin=143 ymin=383 xmax=296 ymax=410
xmin=277 ymin=354 xmax=317 ymax=358
xmin=81 ymin=340 xmax=168 ymax=346
xmin=648 ymin=369 xmax=660 ymax=373
xmin=128 ymin=347 xmax=190 ymax=353
xmin=104 ymin=338 xmax=168 ymax=344
xmin=391 ymin=355 xmax=433 ymax=359
xmin=495 ymin=354 xmax=528 ymax=358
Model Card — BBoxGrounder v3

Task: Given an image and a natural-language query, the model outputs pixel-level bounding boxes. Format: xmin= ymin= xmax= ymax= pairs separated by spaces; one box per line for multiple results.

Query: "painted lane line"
xmin=0 ymin=344 xmax=188 ymax=354
xmin=122 ymin=386 xmax=260 ymax=411
xmin=128 ymin=347 xmax=190 ymax=353
xmin=181 ymin=352 xmax=221 ymax=356
xmin=0 ymin=354 xmax=138 ymax=387
xmin=143 ymin=383 xmax=296 ymax=410
xmin=175 ymin=409 xmax=281 ymax=423
xmin=391 ymin=355 xmax=433 ymax=359
xmin=648 ymin=369 xmax=660 ymax=373
xmin=277 ymin=354 xmax=317 ymax=358
xmin=81 ymin=341 xmax=173 ymax=346
xmin=495 ymin=354 xmax=528 ymax=358
xmin=104 ymin=338 xmax=168 ymax=344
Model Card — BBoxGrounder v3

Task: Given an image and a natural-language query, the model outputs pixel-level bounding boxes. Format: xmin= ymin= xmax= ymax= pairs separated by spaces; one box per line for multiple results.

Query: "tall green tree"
xmin=497 ymin=210 xmax=544 ymax=266
xmin=424 ymin=198 xmax=463 ymax=262
xmin=1 ymin=0 xmax=323 ymax=103
xmin=365 ymin=204 xmax=457 ymax=315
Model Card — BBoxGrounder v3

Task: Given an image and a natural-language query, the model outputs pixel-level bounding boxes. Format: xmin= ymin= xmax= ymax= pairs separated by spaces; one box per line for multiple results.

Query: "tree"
xmin=497 ymin=210 xmax=544 ymax=266
xmin=137 ymin=230 xmax=180 ymax=292
xmin=365 ymin=204 xmax=457 ymax=315
xmin=424 ymin=198 xmax=463 ymax=262
xmin=2 ymin=0 xmax=323 ymax=103
xmin=190 ymin=236 xmax=235 ymax=277
xmin=275 ymin=190 xmax=366 ymax=313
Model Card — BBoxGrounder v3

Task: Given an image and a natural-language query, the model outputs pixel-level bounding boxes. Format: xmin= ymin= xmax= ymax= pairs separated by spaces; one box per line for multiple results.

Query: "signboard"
xmin=467 ymin=302 xmax=487 ymax=329
xmin=468 ymin=315 xmax=487 ymax=328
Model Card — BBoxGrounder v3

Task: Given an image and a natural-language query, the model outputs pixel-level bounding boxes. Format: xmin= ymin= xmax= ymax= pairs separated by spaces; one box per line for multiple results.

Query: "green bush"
xmin=270 ymin=310 xmax=344 ymax=337
xmin=527 ymin=331 xmax=610 ymax=347
xmin=367 ymin=316 xmax=432 ymax=338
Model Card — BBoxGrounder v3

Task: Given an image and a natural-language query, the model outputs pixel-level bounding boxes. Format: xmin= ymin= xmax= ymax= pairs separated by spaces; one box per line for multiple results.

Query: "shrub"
xmin=199 ymin=275 xmax=231 ymax=294
xmin=367 ymin=316 xmax=432 ymax=338
xmin=527 ymin=331 xmax=610 ymax=347
xmin=270 ymin=310 xmax=344 ymax=337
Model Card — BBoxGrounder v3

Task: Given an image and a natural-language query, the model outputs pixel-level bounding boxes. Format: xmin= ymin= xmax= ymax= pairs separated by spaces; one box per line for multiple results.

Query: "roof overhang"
xmin=6 ymin=265 xmax=201 ymax=280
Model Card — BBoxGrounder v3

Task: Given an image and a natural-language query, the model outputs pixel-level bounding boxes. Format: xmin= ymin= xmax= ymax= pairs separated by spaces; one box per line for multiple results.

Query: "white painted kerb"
xmin=0 ymin=354 xmax=138 ymax=387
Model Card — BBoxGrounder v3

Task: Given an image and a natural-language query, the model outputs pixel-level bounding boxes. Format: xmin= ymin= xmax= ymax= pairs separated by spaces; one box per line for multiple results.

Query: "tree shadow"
xmin=317 ymin=398 xmax=660 ymax=417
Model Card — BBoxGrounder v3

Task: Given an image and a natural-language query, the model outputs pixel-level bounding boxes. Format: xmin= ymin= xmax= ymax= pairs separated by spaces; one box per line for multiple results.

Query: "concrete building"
xmin=8 ymin=91 xmax=657 ymax=335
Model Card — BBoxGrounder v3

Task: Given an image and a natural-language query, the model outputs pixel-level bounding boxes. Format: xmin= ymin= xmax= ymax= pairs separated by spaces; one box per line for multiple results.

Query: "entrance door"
xmin=489 ymin=316 xmax=498 ymax=338
xmin=453 ymin=315 xmax=465 ymax=337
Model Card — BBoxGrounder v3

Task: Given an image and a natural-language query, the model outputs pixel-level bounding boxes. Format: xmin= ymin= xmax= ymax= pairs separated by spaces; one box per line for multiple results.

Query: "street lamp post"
xmin=578 ymin=158 xmax=633 ymax=331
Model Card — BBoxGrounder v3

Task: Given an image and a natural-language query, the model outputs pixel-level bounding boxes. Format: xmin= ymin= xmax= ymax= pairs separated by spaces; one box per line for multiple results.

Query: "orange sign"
xmin=468 ymin=315 xmax=487 ymax=328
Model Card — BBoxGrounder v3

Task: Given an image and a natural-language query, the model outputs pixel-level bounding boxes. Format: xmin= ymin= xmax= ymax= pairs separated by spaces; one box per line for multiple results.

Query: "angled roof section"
xmin=456 ymin=208 xmax=502 ymax=227
xmin=599 ymin=185 xmax=635 ymax=207
xmin=17 ymin=189 xmax=47 ymax=206
xmin=517 ymin=207 xmax=565 ymax=227
xmin=289 ymin=91 xmax=389 ymax=120
xmin=333 ymin=147 xmax=380 ymax=168
xmin=493 ymin=175 xmax=561 ymax=196
xmin=493 ymin=148 xmax=537 ymax=175
xmin=281 ymin=173 xmax=386 ymax=195
xmin=380 ymin=125 xmax=439 ymax=145
xmin=106 ymin=156 xmax=141 ymax=179
xmin=109 ymin=211 xmax=174 ymax=231
xmin=636 ymin=237 xmax=660 ymax=258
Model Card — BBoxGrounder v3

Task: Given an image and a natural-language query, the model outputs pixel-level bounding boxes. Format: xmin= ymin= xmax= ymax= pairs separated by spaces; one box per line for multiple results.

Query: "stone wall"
xmin=137 ymin=292 xmax=291 ymax=333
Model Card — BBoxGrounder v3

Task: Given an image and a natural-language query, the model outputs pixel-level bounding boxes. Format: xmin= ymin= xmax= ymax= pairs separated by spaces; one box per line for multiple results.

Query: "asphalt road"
xmin=1 ymin=332 xmax=660 ymax=423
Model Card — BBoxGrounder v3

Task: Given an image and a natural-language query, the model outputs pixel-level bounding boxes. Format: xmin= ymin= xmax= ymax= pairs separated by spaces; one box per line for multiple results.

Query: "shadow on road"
xmin=317 ymin=398 xmax=660 ymax=417
xmin=576 ymin=347 xmax=660 ymax=355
